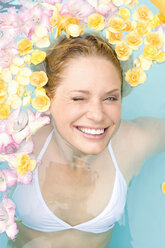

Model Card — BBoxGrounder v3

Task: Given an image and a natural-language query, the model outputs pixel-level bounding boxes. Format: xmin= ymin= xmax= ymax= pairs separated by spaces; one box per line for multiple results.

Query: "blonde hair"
xmin=44 ymin=34 xmax=125 ymax=98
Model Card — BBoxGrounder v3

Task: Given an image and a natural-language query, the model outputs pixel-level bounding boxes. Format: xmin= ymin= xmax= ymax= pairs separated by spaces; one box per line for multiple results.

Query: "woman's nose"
xmin=86 ymin=101 xmax=104 ymax=123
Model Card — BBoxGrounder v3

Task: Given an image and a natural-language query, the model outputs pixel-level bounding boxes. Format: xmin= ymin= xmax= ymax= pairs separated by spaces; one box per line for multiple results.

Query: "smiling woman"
xmin=1 ymin=1 xmax=165 ymax=248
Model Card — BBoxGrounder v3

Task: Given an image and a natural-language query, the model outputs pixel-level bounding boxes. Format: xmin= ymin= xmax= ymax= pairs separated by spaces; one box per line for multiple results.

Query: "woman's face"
xmin=49 ymin=56 xmax=122 ymax=155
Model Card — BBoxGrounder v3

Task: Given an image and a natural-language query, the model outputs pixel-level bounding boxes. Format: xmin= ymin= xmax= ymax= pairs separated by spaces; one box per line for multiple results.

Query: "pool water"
xmin=0 ymin=0 xmax=165 ymax=248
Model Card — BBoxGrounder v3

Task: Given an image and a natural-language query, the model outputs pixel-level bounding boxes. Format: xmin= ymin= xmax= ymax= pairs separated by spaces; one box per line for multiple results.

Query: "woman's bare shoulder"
xmin=32 ymin=123 xmax=53 ymax=158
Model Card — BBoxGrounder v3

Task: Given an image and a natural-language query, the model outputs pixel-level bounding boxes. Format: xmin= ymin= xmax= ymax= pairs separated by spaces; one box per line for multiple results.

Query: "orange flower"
xmin=32 ymin=94 xmax=50 ymax=112
xmin=0 ymin=79 xmax=7 ymax=96
xmin=88 ymin=13 xmax=105 ymax=31
xmin=145 ymin=32 xmax=163 ymax=49
xmin=157 ymin=13 xmax=165 ymax=25
xmin=133 ymin=5 xmax=153 ymax=22
xmin=115 ymin=41 xmax=132 ymax=61
xmin=108 ymin=17 xmax=124 ymax=33
xmin=105 ymin=28 xmax=122 ymax=44
xmin=122 ymin=20 xmax=133 ymax=32
xmin=135 ymin=21 xmax=150 ymax=36
xmin=150 ymin=0 xmax=165 ymax=16
xmin=0 ymin=95 xmax=8 ymax=104
xmin=0 ymin=103 xmax=10 ymax=119
xmin=126 ymin=32 xmax=143 ymax=50
xmin=15 ymin=154 xmax=36 ymax=175
xmin=125 ymin=67 xmax=147 ymax=86
xmin=17 ymin=39 xmax=33 ymax=55
xmin=143 ymin=45 xmax=159 ymax=60
xmin=30 ymin=71 xmax=48 ymax=87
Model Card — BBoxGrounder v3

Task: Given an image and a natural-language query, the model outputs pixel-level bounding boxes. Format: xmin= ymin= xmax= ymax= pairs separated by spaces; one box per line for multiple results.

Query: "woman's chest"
xmin=38 ymin=153 xmax=116 ymax=226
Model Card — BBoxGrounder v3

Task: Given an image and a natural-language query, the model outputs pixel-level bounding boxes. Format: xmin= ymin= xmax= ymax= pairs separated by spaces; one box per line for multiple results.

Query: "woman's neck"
xmin=51 ymin=118 xmax=102 ymax=169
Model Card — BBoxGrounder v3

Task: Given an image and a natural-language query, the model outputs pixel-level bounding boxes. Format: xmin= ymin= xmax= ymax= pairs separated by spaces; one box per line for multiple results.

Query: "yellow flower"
xmin=16 ymin=68 xmax=32 ymax=85
xmin=150 ymin=0 xmax=165 ymax=16
xmin=156 ymin=51 xmax=165 ymax=63
xmin=143 ymin=45 xmax=159 ymax=60
xmin=122 ymin=20 xmax=133 ymax=32
xmin=0 ymin=78 xmax=7 ymax=96
xmin=0 ymin=103 xmax=10 ymax=119
xmin=162 ymin=182 xmax=165 ymax=194
xmin=108 ymin=17 xmax=124 ymax=33
xmin=133 ymin=5 xmax=153 ymax=22
xmin=105 ymin=28 xmax=123 ymax=44
xmin=144 ymin=32 xmax=163 ymax=49
xmin=32 ymin=94 xmax=50 ymax=112
xmin=31 ymin=50 xmax=46 ymax=65
xmin=0 ymin=94 xmax=8 ymax=104
xmin=149 ymin=15 xmax=161 ymax=29
xmin=115 ymin=41 xmax=132 ymax=61
xmin=15 ymin=154 xmax=36 ymax=176
xmin=119 ymin=8 xmax=130 ymax=20
xmin=135 ymin=21 xmax=151 ymax=36
xmin=126 ymin=31 xmax=143 ymax=50
xmin=10 ymin=57 xmax=25 ymax=75
xmin=30 ymin=71 xmax=48 ymax=87
xmin=65 ymin=24 xmax=85 ymax=37
xmin=17 ymin=39 xmax=33 ymax=55
xmin=125 ymin=67 xmax=147 ymax=86
xmin=127 ymin=0 xmax=139 ymax=9
xmin=88 ymin=13 xmax=105 ymax=31
xmin=35 ymin=87 xmax=46 ymax=96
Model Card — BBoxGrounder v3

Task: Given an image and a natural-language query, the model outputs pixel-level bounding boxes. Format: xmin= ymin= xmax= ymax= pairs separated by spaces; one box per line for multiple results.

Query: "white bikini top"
xmin=12 ymin=130 xmax=127 ymax=234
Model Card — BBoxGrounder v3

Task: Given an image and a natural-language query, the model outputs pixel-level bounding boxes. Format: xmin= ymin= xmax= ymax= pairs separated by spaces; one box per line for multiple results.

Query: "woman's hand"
xmin=150 ymin=0 xmax=165 ymax=15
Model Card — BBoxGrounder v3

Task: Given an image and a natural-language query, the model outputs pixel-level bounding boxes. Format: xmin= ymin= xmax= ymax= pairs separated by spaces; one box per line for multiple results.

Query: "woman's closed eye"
xmin=72 ymin=97 xmax=85 ymax=101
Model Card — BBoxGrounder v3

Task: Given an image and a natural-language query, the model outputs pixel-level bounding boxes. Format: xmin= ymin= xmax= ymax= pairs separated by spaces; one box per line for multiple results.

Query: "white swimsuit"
xmin=12 ymin=131 xmax=127 ymax=233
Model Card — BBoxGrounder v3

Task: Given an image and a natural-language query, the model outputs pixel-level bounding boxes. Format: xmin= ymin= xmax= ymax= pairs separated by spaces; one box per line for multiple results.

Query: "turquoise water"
xmin=0 ymin=0 xmax=165 ymax=247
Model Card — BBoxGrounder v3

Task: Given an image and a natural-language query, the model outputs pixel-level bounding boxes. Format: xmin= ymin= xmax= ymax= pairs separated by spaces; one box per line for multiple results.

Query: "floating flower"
xmin=15 ymin=154 xmax=36 ymax=176
xmin=31 ymin=50 xmax=47 ymax=65
xmin=118 ymin=7 xmax=130 ymax=20
xmin=143 ymin=45 xmax=159 ymax=60
xmin=35 ymin=87 xmax=47 ymax=96
xmin=149 ymin=15 xmax=161 ymax=30
xmin=150 ymin=0 xmax=165 ymax=16
xmin=87 ymin=13 xmax=105 ymax=30
xmin=65 ymin=23 xmax=85 ymax=37
xmin=30 ymin=71 xmax=48 ymax=88
xmin=135 ymin=21 xmax=151 ymax=36
xmin=134 ymin=54 xmax=153 ymax=70
xmin=32 ymin=94 xmax=51 ymax=112
xmin=144 ymin=32 xmax=163 ymax=49
xmin=16 ymin=68 xmax=32 ymax=86
xmin=7 ymin=95 xmax=22 ymax=109
xmin=0 ymin=103 xmax=10 ymax=120
xmin=10 ymin=57 xmax=25 ymax=75
xmin=126 ymin=31 xmax=143 ymax=50
xmin=31 ymin=25 xmax=50 ymax=48
xmin=133 ymin=5 xmax=153 ymax=22
xmin=0 ymin=170 xmax=18 ymax=192
xmin=122 ymin=19 xmax=133 ymax=32
xmin=106 ymin=28 xmax=122 ymax=44
xmin=156 ymin=51 xmax=165 ymax=63
xmin=125 ymin=67 xmax=147 ymax=86
xmin=162 ymin=182 xmax=165 ymax=194
xmin=0 ymin=78 xmax=7 ymax=97
xmin=115 ymin=41 xmax=132 ymax=61
xmin=0 ymin=196 xmax=19 ymax=240
xmin=17 ymin=39 xmax=33 ymax=55
xmin=108 ymin=16 xmax=124 ymax=33
xmin=157 ymin=13 xmax=165 ymax=25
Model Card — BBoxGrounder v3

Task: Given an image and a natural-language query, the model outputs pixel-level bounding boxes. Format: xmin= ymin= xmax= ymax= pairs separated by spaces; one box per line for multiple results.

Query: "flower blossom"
xmin=0 ymin=196 xmax=19 ymax=240
xmin=0 ymin=170 xmax=17 ymax=192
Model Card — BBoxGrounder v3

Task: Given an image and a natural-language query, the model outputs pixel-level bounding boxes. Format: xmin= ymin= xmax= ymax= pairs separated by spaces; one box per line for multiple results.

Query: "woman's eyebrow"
xmin=70 ymin=89 xmax=120 ymax=94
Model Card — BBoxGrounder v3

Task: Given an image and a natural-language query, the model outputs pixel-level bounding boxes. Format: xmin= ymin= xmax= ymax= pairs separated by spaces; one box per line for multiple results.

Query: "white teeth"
xmin=78 ymin=127 xmax=104 ymax=135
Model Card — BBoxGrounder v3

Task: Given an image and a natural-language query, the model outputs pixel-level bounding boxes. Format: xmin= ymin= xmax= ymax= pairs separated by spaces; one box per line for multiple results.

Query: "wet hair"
xmin=44 ymin=34 xmax=129 ymax=98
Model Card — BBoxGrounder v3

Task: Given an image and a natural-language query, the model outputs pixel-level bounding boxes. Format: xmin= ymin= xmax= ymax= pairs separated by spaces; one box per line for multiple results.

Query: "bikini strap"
xmin=108 ymin=140 xmax=119 ymax=171
xmin=37 ymin=130 xmax=54 ymax=161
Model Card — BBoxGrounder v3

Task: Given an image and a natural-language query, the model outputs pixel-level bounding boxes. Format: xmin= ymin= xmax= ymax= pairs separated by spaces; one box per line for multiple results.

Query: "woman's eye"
xmin=72 ymin=98 xmax=85 ymax=101
xmin=105 ymin=97 xmax=118 ymax=101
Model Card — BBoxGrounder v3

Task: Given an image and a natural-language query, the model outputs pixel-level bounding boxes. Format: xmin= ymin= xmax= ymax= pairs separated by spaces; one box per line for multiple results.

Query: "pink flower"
xmin=19 ymin=5 xmax=52 ymax=37
xmin=60 ymin=0 xmax=95 ymax=22
xmin=0 ymin=170 xmax=18 ymax=192
xmin=42 ymin=0 xmax=63 ymax=3
xmin=0 ymin=196 xmax=19 ymax=240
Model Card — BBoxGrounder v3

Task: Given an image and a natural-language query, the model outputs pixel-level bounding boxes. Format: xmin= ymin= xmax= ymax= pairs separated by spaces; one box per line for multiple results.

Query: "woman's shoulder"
xmin=32 ymin=123 xmax=53 ymax=158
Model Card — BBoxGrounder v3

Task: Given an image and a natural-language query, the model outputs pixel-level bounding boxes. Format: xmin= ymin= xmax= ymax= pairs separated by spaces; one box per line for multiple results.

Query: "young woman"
xmin=9 ymin=35 xmax=165 ymax=248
